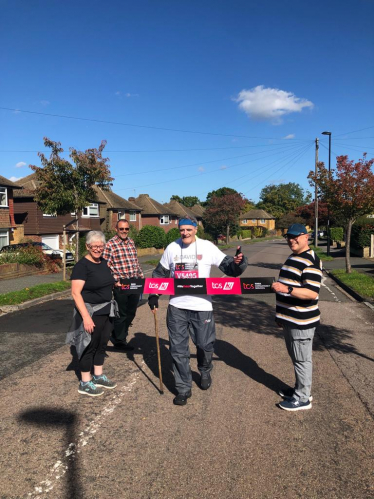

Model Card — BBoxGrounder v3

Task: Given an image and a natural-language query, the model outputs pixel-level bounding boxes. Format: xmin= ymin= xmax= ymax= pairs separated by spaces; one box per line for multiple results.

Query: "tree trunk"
xmin=226 ymin=224 xmax=230 ymax=243
xmin=345 ymin=219 xmax=353 ymax=273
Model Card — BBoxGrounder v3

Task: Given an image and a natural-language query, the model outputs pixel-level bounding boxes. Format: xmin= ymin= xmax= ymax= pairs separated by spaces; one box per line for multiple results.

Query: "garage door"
xmin=42 ymin=235 xmax=59 ymax=250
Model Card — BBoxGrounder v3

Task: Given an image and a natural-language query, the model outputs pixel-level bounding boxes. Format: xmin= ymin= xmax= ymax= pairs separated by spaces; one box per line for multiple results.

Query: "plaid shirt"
xmin=102 ymin=235 xmax=144 ymax=281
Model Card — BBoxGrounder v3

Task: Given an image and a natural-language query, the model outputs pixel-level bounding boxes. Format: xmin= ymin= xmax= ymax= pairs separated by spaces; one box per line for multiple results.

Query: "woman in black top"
xmin=71 ymin=231 xmax=117 ymax=397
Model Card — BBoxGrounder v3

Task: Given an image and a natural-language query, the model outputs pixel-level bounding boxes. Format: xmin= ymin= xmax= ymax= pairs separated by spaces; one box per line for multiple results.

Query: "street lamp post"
xmin=322 ymin=131 xmax=332 ymax=256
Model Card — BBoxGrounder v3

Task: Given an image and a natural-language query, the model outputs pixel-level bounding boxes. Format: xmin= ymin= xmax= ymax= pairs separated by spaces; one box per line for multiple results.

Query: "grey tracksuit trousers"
xmin=283 ymin=325 xmax=315 ymax=402
xmin=166 ymin=304 xmax=216 ymax=394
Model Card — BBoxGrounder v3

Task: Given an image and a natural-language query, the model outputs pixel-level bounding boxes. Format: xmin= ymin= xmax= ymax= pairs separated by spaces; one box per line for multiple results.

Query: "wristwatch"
xmin=288 ymin=286 xmax=294 ymax=295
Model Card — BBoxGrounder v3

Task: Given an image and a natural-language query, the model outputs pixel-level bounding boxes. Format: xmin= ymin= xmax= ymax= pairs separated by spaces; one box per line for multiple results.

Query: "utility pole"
xmin=314 ymin=138 xmax=319 ymax=247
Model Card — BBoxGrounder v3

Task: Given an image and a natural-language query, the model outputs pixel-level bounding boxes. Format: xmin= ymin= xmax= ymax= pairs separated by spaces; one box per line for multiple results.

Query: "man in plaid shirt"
xmin=103 ymin=219 xmax=144 ymax=350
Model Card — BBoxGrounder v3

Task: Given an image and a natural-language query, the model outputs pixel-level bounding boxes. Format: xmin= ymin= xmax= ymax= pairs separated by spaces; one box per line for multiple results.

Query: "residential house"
xmin=0 ymin=175 xmax=24 ymax=249
xmin=13 ymin=173 xmax=103 ymax=249
xmin=163 ymin=199 xmax=204 ymax=226
xmin=239 ymin=209 xmax=275 ymax=231
xmin=94 ymin=186 xmax=143 ymax=232
xmin=190 ymin=204 xmax=206 ymax=220
xmin=129 ymin=194 xmax=178 ymax=232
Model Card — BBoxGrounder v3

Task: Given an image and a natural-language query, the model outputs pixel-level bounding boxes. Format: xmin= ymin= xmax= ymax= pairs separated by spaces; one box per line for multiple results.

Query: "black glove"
xmin=148 ymin=295 xmax=159 ymax=310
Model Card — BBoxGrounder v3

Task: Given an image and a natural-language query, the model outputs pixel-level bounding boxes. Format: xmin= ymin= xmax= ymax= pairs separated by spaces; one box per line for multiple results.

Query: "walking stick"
xmin=153 ymin=311 xmax=164 ymax=394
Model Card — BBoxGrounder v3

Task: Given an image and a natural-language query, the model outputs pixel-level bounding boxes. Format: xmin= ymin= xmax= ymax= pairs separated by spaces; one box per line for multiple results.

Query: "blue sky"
xmin=1 ymin=0 xmax=373 ymax=204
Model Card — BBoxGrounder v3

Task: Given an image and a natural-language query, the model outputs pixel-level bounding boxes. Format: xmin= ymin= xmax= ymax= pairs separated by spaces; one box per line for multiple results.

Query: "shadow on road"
xmin=247 ymin=262 xmax=282 ymax=270
xmin=18 ymin=408 xmax=81 ymax=499
xmin=213 ymin=295 xmax=374 ymax=362
xmin=214 ymin=339 xmax=285 ymax=394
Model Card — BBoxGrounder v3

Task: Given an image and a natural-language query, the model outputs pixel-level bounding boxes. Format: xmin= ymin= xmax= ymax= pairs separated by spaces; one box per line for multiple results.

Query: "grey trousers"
xmin=283 ymin=325 xmax=315 ymax=403
xmin=166 ymin=305 xmax=216 ymax=394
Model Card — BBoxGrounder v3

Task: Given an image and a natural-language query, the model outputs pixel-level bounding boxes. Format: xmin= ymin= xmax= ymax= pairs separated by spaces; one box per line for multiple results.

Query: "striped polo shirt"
xmin=275 ymin=249 xmax=322 ymax=329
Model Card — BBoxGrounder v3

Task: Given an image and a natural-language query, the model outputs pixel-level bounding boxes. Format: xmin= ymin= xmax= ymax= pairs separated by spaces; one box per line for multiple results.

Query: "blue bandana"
xmin=178 ymin=218 xmax=197 ymax=227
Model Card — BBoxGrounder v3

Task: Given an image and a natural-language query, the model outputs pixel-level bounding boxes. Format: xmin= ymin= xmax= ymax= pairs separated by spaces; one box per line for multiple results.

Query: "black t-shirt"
xmin=71 ymin=257 xmax=115 ymax=315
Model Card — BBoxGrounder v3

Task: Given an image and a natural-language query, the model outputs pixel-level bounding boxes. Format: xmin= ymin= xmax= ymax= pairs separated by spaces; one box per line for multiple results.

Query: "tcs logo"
xmin=121 ymin=284 xmax=130 ymax=290
xmin=212 ymin=282 xmax=234 ymax=290
xmin=149 ymin=282 xmax=169 ymax=291
xmin=242 ymin=283 xmax=255 ymax=290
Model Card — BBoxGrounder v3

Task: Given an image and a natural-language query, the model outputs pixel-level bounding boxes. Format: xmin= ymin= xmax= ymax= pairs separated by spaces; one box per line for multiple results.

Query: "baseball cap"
xmin=285 ymin=223 xmax=308 ymax=237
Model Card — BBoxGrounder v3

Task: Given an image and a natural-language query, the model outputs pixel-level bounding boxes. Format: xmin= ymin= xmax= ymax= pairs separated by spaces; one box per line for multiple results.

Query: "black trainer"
xmin=201 ymin=373 xmax=212 ymax=390
xmin=173 ymin=390 xmax=192 ymax=406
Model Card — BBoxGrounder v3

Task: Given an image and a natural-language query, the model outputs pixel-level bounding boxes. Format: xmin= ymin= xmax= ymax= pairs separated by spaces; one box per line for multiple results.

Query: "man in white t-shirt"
xmin=149 ymin=217 xmax=247 ymax=406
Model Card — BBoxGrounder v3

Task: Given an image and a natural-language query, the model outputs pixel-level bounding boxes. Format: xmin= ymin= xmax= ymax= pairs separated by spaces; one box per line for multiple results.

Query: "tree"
xmin=257 ymin=182 xmax=312 ymax=219
xmin=205 ymin=187 xmax=239 ymax=205
xmin=30 ymin=137 xmax=113 ymax=261
xmin=309 ymin=154 xmax=374 ymax=273
xmin=275 ymin=213 xmax=305 ymax=230
xmin=203 ymin=193 xmax=246 ymax=243
xmin=294 ymin=201 xmax=330 ymax=228
xmin=171 ymin=195 xmax=201 ymax=207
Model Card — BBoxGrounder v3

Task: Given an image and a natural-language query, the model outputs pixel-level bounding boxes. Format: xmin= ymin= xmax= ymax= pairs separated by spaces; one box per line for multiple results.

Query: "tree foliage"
xmin=205 ymin=187 xmax=239 ymax=205
xmin=294 ymin=201 xmax=330 ymax=227
xmin=203 ymin=192 xmax=246 ymax=242
xmin=257 ymin=182 xmax=312 ymax=219
xmin=136 ymin=225 xmax=166 ymax=249
xmin=30 ymin=137 xmax=113 ymax=216
xmin=171 ymin=195 xmax=201 ymax=207
xmin=309 ymin=153 xmax=374 ymax=272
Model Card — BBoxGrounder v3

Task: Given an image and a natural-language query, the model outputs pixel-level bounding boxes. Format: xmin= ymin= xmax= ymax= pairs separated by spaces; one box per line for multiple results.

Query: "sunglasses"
xmin=118 ymin=228 xmax=130 ymax=232
xmin=285 ymin=233 xmax=307 ymax=240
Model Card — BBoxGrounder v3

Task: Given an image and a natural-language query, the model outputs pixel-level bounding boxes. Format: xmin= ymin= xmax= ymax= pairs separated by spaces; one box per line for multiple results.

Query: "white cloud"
xmin=126 ymin=93 xmax=139 ymax=98
xmin=198 ymin=167 xmax=205 ymax=172
xmin=15 ymin=161 xmax=26 ymax=168
xmin=40 ymin=100 xmax=50 ymax=107
xmin=9 ymin=176 xmax=21 ymax=182
xmin=115 ymin=91 xmax=121 ymax=96
xmin=234 ymin=85 xmax=313 ymax=124
xmin=220 ymin=165 xmax=228 ymax=170
xmin=283 ymin=134 xmax=295 ymax=139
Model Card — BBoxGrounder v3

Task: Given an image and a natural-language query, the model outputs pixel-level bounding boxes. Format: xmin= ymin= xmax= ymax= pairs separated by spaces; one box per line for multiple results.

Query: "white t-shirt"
xmin=159 ymin=237 xmax=226 ymax=311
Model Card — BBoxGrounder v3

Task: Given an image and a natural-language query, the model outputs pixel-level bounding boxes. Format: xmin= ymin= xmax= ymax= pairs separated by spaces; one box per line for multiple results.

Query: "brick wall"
xmin=0 ymin=208 xmax=10 ymax=228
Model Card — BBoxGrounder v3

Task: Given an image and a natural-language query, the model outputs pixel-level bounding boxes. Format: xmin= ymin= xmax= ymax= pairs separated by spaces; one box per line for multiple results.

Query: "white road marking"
xmin=27 ymin=364 xmax=144 ymax=498
xmin=321 ymin=275 xmax=341 ymax=303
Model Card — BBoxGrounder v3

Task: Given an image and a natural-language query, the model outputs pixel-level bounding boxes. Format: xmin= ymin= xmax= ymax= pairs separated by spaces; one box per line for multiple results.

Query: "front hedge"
xmin=136 ymin=225 xmax=166 ymax=249
xmin=165 ymin=228 xmax=181 ymax=245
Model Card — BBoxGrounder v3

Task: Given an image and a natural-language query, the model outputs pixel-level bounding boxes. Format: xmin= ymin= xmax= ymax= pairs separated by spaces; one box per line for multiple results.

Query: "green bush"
xmin=166 ymin=228 xmax=181 ymax=245
xmin=330 ymin=227 xmax=344 ymax=243
xmin=129 ymin=224 xmax=139 ymax=242
xmin=262 ymin=227 xmax=268 ymax=237
xmin=196 ymin=226 xmax=214 ymax=241
xmin=136 ymin=225 xmax=166 ymax=249
xmin=241 ymin=230 xmax=252 ymax=239
xmin=351 ymin=222 xmax=374 ymax=248
xmin=253 ymin=227 xmax=263 ymax=238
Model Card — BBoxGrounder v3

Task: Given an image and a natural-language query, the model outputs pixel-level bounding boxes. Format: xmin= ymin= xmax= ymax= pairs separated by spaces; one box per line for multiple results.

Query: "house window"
xmin=0 ymin=230 xmax=9 ymax=249
xmin=43 ymin=213 xmax=57 ymax=217
xmin=117 ymin=212 xmax=123 ymax=221
xmin=0 ymin=187 xmax=8 ymax=207
xmin=82 ymin=203 xmax=99 ymax=217
xmin=160 ymin=215 xmax=170 ymax=225
xmin=260 ymin=219 xmax=265 ymax=224
xmin=129 ymin=211 xmax=136 ymax=222
xmin=252 ymin=219 xmax=256 ymax=223
xmin=242 ymin=219 xmax=247 ymax=224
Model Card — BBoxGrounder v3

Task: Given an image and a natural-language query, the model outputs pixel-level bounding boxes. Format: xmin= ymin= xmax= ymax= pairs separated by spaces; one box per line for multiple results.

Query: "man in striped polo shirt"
xmin=271 ymin=223 xmax=322 ymax=411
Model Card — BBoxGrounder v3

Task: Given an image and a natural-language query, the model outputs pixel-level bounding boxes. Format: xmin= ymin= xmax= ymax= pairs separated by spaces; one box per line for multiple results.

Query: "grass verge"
xmin=309 ymin=245 xmax=334 ymax=261
xmin=330 ymin=269 xmax=374 ymax=300
xmin=0 ymin=281 xmax=71 ymax=306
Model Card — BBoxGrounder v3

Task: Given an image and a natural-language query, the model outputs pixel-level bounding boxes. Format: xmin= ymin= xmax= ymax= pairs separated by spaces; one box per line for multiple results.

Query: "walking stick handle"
xmin=154 ymin=311 xmax=164 ymax=394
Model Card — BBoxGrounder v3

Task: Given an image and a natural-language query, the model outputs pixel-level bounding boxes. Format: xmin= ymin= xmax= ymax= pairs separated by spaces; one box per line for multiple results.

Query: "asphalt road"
xmin=0 ymin=240 xmax=373 ymax=499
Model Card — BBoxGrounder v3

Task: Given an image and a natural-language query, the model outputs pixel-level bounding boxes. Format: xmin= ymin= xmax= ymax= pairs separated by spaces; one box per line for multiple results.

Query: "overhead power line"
xmin=0 ymin=106 xmax=309 ymax=141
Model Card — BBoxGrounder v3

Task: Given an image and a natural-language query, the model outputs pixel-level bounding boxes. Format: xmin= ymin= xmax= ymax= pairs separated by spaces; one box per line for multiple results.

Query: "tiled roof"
xmin=190 ymin=204 xmax=205 ymax=217
xmin=163 ymin=199 xmax=200 ymax=219
xmin=94 ymin=186 xmax=142 ymax=211
xmin=129 ymin=194 xmax=176 ymax=215
xmin=240 ymin=209 xmax=274 ymax=220
xmin=0 ymin=175 xmax=23 ymax=188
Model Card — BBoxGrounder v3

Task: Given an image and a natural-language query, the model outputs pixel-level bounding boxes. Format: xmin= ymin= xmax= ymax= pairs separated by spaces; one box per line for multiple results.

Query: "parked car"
xmin=0 ymin=242 xmax=74 ymax=263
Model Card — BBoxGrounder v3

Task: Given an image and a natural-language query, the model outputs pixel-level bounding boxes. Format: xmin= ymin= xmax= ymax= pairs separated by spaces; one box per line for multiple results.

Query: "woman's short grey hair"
xmin=86 ymin=231 xmax=106 ymax=246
